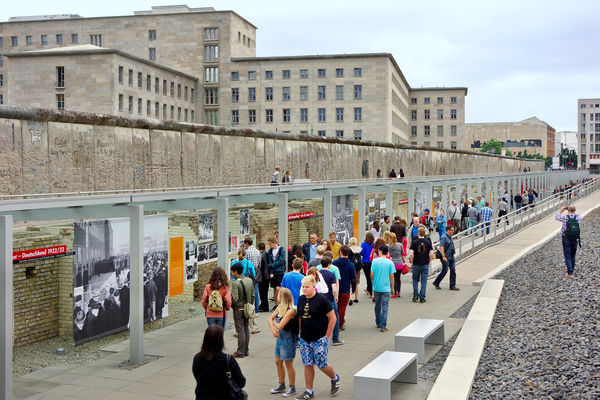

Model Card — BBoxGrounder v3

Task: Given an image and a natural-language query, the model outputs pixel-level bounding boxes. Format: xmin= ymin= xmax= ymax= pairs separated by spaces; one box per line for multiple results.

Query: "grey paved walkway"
xmin=12 ymin=190 xmax=600 ymax=400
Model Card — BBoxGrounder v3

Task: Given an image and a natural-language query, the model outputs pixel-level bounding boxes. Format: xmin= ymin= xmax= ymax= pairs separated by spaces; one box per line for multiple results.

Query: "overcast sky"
xmin=3 ymin=0 xmax=599 ymax=131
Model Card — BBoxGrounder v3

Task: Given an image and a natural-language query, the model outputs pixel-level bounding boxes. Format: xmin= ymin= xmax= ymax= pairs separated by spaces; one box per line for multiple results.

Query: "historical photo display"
xmin=332 ymin=194 xmax=354 ymax=245
xmin=185 ymin=240 xmax=198 ymax=283
xmin=73 ymin=214 xmax=169 ymax=345
xmin=239 ymin=209 xmax=250 ymax=235
xmin=198 ymin=212 xmax=214 ymax=243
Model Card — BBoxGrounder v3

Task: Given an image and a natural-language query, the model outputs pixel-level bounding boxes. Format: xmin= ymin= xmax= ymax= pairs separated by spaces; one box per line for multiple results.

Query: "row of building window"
xmin=580 ymin=123 xmax=600 ymax=133
xmin=230 ymin=107 xmax=363 ymax=124
xmin=411 ymin=125 xmax=458 ymax=137
xmin=0 ymin=34 xmax=105 ymax=47
xmin=411 ymin=96 xmax=457 ymax=105
xmin=229 ymin=85 xmax=363 ymax=103
xmin=410 ymin=109 xmax=458 ymax=120
xmin=579 ymin=113 xmax=600 ymax=121
xmin=117 ymin=94 xmax=195 ymax=122
xmin=580 ymin=103 xmax=600 ymax=109
xmin=117 ymin=66 xmax=194 ymax=102
xmin=237 ymin=31 xmax=251 ymax=47
xmin=410 ymin=140 xmax=458 ymax=149
xmin=581 ymin=143 xmax=600 ymax=154
xmin=231 ymin=67 xmax=362 ymax=81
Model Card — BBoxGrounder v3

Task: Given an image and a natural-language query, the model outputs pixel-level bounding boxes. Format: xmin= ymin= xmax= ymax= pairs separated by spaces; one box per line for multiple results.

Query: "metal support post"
xmin=1 ymin=215 xmax=13 ymax=400
xmin=408 ymin=184 xmax=415 ymax=218
xmin=217 ymin=198 xmax=229 ymax=273
xmin=426 ymin=183 xmax=433 ymax=216
xmin=277 ymin=193 xmax=289 ymax=269
xmin=322 ymin=190 xmax=332 ymax=238
xmin=357 ymin=187 xmax=366 ymax=239
xmin=386 ymin=185 xmax=394 ymax=218
xmin=442 ymin=183 xmax=448 ymax=212
xmin=129 ymin=205 xmax=144 ymax=365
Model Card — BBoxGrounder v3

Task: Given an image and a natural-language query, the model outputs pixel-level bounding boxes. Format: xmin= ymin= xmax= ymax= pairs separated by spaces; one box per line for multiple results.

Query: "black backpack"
xmin=348 ymin=251 xmax=363 ymax=270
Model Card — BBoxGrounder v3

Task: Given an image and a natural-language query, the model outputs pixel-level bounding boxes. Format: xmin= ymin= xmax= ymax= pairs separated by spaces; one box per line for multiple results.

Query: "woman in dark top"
xmin=193 ymin=325 xmax=246 ymax=400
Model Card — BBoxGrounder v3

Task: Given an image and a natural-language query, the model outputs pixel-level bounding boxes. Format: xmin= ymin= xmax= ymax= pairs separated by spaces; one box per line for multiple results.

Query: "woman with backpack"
xmin=360 ymin=232 xmax=375 ymax=298
xmin=201 ymin=267 xmax=232 ymax=328
xmin=268 ymin=288 xmax=299 ymax=397
xmin=193 ymin=324 xmax=246 ymax=400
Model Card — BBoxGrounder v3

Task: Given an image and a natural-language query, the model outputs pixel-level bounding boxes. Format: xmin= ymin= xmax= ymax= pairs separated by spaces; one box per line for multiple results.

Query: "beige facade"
xmin=5 ymin=46 xmax=197 ymax=121
xmin=407 ymin=88 xmax=468 ymax=150
xmin=222 ymin=54 xmax=411 ymax=143
xmin=0 ymin=5 xmax=466 ymax=145
xmin=465 ymin=117 xmax=556 ymax=158
xmin=577 ymin=98 xmax=600 ymax=170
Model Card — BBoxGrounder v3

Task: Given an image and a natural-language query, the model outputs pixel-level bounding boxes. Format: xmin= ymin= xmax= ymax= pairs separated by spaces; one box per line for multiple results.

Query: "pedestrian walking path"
xmin=12 ymin=189 xmax=600 ymax=400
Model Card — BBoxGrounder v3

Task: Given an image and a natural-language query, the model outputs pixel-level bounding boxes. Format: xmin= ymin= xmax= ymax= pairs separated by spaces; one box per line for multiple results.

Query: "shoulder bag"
xmin=226 ymin=354 xmax=248 ymax=400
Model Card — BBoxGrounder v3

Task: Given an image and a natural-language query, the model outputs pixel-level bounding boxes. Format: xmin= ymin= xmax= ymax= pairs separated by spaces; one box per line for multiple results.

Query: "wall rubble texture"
xmin=0 ymin=107 xmax=543 ymax=195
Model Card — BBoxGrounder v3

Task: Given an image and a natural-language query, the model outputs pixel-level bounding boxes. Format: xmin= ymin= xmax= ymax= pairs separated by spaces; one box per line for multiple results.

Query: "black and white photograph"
xmin=73 ymin=214 xmax=169 ymax=345
xmin=185 ymin=262 xmax=198 ymax=283
xmin=73 ymin=218 xmax=130 ymax=345
xmin=198 ymin=212 xmax=214 ymax=242
xmin=184 ymin=240 xmax=198 ymax=283
xmin=185 ymin=240 xmax=197 ymax=262
xmin=208 ymin=242 xmax=218 ymax=260
xmin=331 ymin=194 xmax=354 ymax=245
xmin=415 ymin=187 xmax=426 ymax=216
xmin=143 ymin=214 xmax=169 ymax=323
xmin=197 ymin=244 xmax=208 ymax=263
xmin=239 ymin=209 xmax=250 ymax=235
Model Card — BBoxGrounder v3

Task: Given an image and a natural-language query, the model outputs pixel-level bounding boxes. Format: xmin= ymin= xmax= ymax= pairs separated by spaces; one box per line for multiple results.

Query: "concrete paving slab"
xmin=478 ymin=279 xmax=504 ymax=298
xmin=449 ymin=319 xmax=491 ymax=358
xmin=427 ymin=355 xmax=479 ymax=400
xmin=466 ymin=297 xmax=499 ymax=322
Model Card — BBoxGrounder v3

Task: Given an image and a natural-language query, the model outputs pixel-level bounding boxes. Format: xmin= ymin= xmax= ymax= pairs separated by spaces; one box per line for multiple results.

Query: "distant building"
xmin=555 ymin=131 xmax=578 ymax=155
xmin=465 ymin=117 xmax=556 ymax=158
xmin=0 ymin=5 xmax=467 ymax=144
xmin=577 ymin=98 xmax=600 ymax=170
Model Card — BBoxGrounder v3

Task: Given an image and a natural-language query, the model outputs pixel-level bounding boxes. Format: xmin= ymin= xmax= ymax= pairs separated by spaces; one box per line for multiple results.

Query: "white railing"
xmin=434 ymin=177 xmax=600 ymax=264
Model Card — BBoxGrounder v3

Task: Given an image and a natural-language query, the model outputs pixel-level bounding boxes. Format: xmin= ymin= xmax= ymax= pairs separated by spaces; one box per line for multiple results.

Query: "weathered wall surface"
xmin=0 ymin=106 xmax=543 ymax=196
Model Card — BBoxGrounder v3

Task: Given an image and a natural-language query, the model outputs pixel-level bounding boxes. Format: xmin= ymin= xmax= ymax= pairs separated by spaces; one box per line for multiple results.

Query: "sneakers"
xmin=282 ymin=386 xmax=296 ymax=397
xmin=251 ymin=328 xmax=261 ymax=334
xmin=433 ymin=284 xmax=441 ymax=290
xmin=380 ymin=328 xmax=389 ymax=332
xmin=348 ymin=300 xmax=353 ymax=306
xmin=331 ymin=374 xmax=341 ymax=395
xmin=296 ymin=390 xmax=314 ymax=399
xmin=332 ymin=340 xmax=345 ymax=346
xmin=353 ymin=299 xmax=359 ymax=304
xmin=449 ymin=287 xmax=460 ymax=291
xmin=271 ymin=383 xmax=286 ymax=394
xmin=420 ymin=299 xmax=426 ymax=303
xmin=412 ymin=296 xmax=419 ymax=302
xmin=390 ymin=294 xmax=398 ymax=298
xmin=232 ymin=352 xmax=245 ymax=358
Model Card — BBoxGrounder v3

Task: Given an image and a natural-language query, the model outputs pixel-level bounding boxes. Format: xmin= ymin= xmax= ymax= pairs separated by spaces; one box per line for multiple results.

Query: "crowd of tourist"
xmin=192 ymin=177 xmax=593 ymax=399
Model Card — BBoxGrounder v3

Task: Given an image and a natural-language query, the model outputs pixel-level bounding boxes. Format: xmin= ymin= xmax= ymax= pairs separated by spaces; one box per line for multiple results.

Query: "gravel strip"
xmin=419 ymin=332 xmax=460 ymax=382
xmin=450 ymin=293 xmax=478 ymax=319
xmin=470 ymin=210 xmax=600 ymax=399
xmin=13 ymin=297 xmax=202 ymax=377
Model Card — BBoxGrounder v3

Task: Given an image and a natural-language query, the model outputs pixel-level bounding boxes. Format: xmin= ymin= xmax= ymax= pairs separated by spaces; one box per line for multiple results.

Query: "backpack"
xmin=348 ymin=251 xmax=363 ymax=270
xmin=425 ymin=215 xmax=435 ymax=231
xmin=233 ymin=261 xmax=256 ymax=282
xmin=208 ymin=289 xmax=224 ymax=312
xmin=565 ymin=216 xmax=580 ymax=240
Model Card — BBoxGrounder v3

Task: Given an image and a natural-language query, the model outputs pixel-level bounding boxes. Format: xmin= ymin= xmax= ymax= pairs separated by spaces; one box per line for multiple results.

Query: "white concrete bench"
xmin=354 ymin=351 xmax=418 ymax=400
xmin=394 ymin=319 xmax=445 ymax=363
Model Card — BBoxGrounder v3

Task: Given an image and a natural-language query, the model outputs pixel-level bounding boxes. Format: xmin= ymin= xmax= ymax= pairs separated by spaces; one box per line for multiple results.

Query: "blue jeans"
xmin=516 ymin=203 xmax=521 ymax=214
xmin=254 ymin=282 xmax=260 ymax=312
xmin=412 ymin=264 xmax=429 ymax=300
xmin=468 ymin=219 xmax=477 ymax=235
xmin=562 ymin=236 xmax=578 ymax=275
xmin=206 ymin=317 xmax=226 ymax=328
xmin=373 ymin=292 xmax=390 ymax=329
xmin=481 ymin=221 xmax=490 ymax=235
xmin=433 ymin=258 xmax=456 ymax=289
xmin=329 ymin=299 xmax=340 ymax=342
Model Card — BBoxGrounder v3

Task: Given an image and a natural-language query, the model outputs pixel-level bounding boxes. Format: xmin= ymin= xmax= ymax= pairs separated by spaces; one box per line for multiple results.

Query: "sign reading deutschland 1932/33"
xmin=13 ymin=245 xmax=74 ymax=264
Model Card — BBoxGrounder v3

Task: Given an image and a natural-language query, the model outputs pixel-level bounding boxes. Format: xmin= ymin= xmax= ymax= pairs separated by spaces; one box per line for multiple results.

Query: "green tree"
xmin=480 ymin=138 xmax=503 ymax=155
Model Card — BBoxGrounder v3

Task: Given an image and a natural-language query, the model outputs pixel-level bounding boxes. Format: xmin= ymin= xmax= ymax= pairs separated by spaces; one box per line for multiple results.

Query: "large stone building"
xmin=577 ymin=98 xmax=600 ymax=170
xmin=465 ymin=117 xmax=556 ymax=158
xmin=0 ymin=5 xmax=467 ymax=144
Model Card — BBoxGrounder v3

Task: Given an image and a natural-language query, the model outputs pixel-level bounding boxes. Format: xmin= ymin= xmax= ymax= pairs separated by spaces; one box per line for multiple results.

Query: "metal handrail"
xmin=437 ymin=178 xmax=600 ymax=263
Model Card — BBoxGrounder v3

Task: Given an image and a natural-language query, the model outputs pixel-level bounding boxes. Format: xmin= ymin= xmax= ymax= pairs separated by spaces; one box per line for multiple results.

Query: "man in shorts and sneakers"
xmin=296 ymin=275 xmax=340 ymax=399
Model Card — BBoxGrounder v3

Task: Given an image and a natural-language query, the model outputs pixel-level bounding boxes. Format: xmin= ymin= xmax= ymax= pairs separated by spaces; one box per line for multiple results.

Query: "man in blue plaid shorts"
xmin=295 ymin=275 xmax=340 ymax=399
